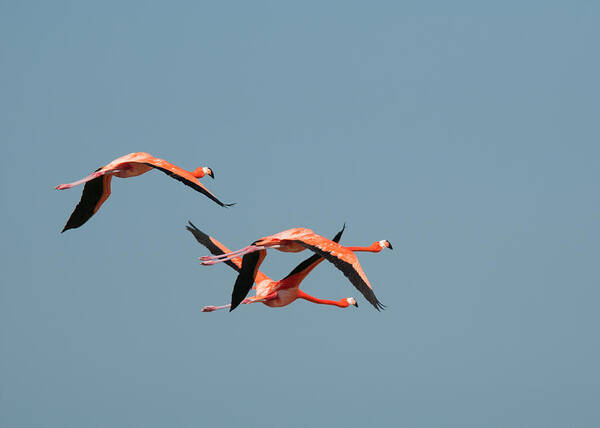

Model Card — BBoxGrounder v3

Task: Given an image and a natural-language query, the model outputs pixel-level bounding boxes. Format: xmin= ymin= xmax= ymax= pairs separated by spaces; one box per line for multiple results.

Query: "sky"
xmin=1 ymin=1 xmax=599 ymax=427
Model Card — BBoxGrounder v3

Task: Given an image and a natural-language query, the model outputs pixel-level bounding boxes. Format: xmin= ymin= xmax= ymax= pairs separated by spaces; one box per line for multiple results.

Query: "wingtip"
xmin=223 ymin=202 xmax=236 ymax=208
xmin=369 ymin=296 xmax=386 ymax=311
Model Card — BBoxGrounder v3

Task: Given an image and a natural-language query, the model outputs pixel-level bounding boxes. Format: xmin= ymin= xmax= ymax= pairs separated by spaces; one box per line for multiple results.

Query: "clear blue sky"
xmin=2 ymin=2 xmax=599 ymax=427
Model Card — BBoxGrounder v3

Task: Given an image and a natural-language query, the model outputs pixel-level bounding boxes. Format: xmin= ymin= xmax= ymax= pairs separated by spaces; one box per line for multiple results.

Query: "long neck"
xmin=345 ymin=242 xmax=381 ymax=253
xmin=296 ymin=290 xmax=349 ymax=308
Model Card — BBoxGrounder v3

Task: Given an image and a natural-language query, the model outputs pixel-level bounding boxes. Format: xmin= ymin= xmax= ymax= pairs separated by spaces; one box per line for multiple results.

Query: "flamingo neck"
xmin=296 ymin=290 xmax=349 ymax=307
xmin=345 ymin=242 xmax=382 ymax=253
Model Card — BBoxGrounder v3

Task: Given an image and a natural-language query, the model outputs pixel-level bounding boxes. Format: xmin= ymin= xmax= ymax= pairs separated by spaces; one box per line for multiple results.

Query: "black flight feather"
xmin=144 ymin=163 xmax=235 ymax=208
xmin=185 ymin=221 xmax=240 ymax=273
xmin=294 ymin=241 xmax=385 ymax=311
xmin=283 ymin=223 xmax=346 ymax=280
xmin=61 ymin=168 xmax=104 ymax=232
xmin=230 ymin=251 xmax=262 ymax=311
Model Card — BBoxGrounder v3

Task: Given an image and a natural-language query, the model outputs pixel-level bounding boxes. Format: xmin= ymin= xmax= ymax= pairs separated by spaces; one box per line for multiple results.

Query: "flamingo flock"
xmin=57 ymin=152 xmax=393 ymax=312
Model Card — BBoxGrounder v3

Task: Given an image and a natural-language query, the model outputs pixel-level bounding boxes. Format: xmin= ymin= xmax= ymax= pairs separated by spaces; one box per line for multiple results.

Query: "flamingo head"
xmin=346 ymin=297 xmax=358 ymax=307
xmin=378 ymin=240 xmax=393 ymax=250
xmin=192 ymin=167 xmax=214 ymax=179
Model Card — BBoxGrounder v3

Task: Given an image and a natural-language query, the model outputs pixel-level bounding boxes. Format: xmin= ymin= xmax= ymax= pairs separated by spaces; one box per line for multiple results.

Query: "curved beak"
xmin=353 ymin=301 xmax=359 ymax=308
xmin=207 ymin=168 xmax=214 ymax=179
xmin=387 ymin=241 xmax=393 ymax=250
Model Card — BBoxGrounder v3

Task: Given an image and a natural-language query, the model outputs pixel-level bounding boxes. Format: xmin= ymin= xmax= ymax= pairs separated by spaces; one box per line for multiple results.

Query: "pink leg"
xmin=201 ymin=304 xmax=231 ymax=312
xmin=55 ymin=171 xmax=105 ymax=190
xmin=199 ymin=245 xmax=254 ymax=261
xmin=201 ymin=297 xmax=257 ymax=312
xmin=55 ymin=169 xmax=128 ymax=190
xmin=200 ymin=245 xmax=267 ymax=266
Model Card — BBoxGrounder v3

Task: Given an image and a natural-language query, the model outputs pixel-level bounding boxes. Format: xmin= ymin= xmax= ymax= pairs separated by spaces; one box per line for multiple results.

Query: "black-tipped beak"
xmin=387 ymin=241 xmax=393 ymax=250
xmin=208 ymin=168 xmax=214 ymax=179
xmin=353 ymin=301 xmax=358 ymax=307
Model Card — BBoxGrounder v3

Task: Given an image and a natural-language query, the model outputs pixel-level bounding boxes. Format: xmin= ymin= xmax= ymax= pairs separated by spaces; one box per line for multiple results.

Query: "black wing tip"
xmin=186 ymin=220 xmax=199 ymax=231
xmin=331 ymin=223 xmax=346 ymax=244
xmin=185 ymin=221 xmax=200 ymax=235
xmin=61 ymin=221 xmax=79 ymax=233
xmin=230 ymin=252 xmax=259 ymax=311
xmin=373 ymin=299 xmax=386 ymax=311
xmin=229 ymin=299 xmax=242 ymax=312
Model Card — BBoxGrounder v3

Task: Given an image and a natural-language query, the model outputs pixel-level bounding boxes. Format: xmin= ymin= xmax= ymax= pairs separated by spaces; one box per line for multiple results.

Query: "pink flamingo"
xmin=187 ymin=222 xmax=361 ymax=312
xmin=56 ymin=152 xmax=233 ymax=232
xmin=198 ymin=226 xmax=392 ymax=311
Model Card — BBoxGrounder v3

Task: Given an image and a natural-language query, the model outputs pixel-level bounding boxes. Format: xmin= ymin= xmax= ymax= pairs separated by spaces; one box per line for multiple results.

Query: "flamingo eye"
xmin=379 ymin=240 xmax=393 ymax=249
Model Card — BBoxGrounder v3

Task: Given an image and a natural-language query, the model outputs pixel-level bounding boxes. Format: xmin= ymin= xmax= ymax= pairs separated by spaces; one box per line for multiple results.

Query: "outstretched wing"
xmin=186 ymin=221 xmax=241 ymax=272
xmin=229 ymin=225 xmax=349 ymax=311
xmin=61 ymin=169 xmax=112 ymax=232
xmin=282 ymin=224 xmax=346 ymax=282
xmin=137 ymin=156 xmax=234 ymax=207
xmin=186 ymin=221 xmax=272 ymax=282
xmin=230 ymin=249 xmax=267 ymax=311
xmin=293 ymin=233 xmax=385 ymax=311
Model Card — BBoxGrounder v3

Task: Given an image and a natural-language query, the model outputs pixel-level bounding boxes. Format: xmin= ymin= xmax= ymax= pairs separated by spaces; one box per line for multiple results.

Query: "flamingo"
xmin=199 ymin=226 xmax=392 ymax=311
xmin=186 ymin=222 xmax=359 ymax=312
xmin=56 ymin=152 xmax=234 ymax=232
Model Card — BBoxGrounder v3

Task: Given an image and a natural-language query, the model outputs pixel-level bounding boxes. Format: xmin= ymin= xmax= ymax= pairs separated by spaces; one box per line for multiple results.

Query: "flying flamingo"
xmin=56 ymin=152 xmax=234 ymax=232
xmin=186 ymin=222 xmax=359 ymax=312
xmin=199 ymin=226 xmax=392 ymax=311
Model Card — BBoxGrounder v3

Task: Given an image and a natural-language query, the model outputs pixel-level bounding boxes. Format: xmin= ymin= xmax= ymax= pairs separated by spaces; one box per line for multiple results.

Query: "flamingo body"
xmin=57 ymin=152 xmax=233 ymax=232
xmin=253 ymin=228 xmax=317 ymax=253
xmin=186 ymin=222 xmax=356 ymax=312
xmin=199 ymin=226 xmax=391 ymax=311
